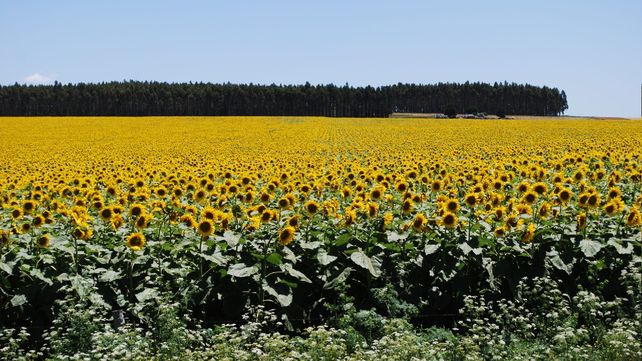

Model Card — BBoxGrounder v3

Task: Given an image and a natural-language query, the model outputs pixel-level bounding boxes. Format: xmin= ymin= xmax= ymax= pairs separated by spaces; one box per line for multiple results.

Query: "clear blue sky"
xmin=1 ymin=0 xmax=640 ymax=117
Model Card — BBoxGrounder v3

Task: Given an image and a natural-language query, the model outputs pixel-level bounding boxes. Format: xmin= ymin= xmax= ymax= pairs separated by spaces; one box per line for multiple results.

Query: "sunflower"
xmin=493 ymin=226 xmax=507 ymax=238
xmin=557 ymin=188 xmax=572 ymax=204
xmin=464 ymin=193 xmax=477 ymax=207
xmin=401 ymin=199 xmax=414 ymax=214
xmin=521 ymin=223 xmax=535 ymax=243
xmin=278 ymin=226 xmax=296 ymax=246
xmin=442 ymin=212 xmax=458 ymax=229
xmin=22 ymin=200 xmax=37 ymax=214
xmin=431 ymin=180 xmax=442 ymax=192
xmin=344 ymin=209 xmax=357 ymax=226
xmin=607 ymin=187 xmax=621 ymax=200
xmin=32 ymin=215 xmax=46 ymax=227
xmin=578 ymin=193 xmax=590 ymax=208
xmin=532 ymin=182 xmax=547 ymax=194
xmin=494 ymin=206 xmax=506 ymax=220
xmin=129 ymin=203 xmax=145 ymax=218
xmin=396 ymin=182 xmax=408 ymax=193
xmin=197 ymin=219 xmax=215 ymax=237
xmin=370 ymin=187 xmax=383 ymax=201
xmin=412 ymin=213 xmax=427 ymax=232
xmin=37 ymin=234 xmax=51 ymax=248
xmin=304 ymin=200 xmax=320 ymax=215
xmin=135 ymin=214 xmax=152 ymax=229
xmin=11 ymin=207 xmax=23 ymax=219
xmin=382 ymin=212 xmax=394 ymax=227
xmin=99 ymin=207 xmax=113 ymax=221
xmin=538 ymin=202 xmax=551 ymax=219
xmin=587 ymin=193 xmax=600 ymax=208
xmin=521 ymin=191 xmax=538 ymax=205
xmin=626 ymin=207 xmax=642 ymax=227
xmin=287 ymin=215 xmax=300 ymax=229
xmin=260 ymin=209 xmax=276 ymax=223
xmin=111 ymin=214 xmax=125 ymax=230
xmin=277 ymin=197 xmax=290 ymax=209
xmin=445 ymin=198 xmax=460 ymax=213
xmin=603 ymin=200 xmax=621 ymax=216
xmin=1 ymin=230 xmax=11 ymax=247
xmin=180 ymin=214 xmax=196 ymax=228
xmin=577 ymin=212 xmax=587 ymax=230
xmin=201 ymin=207 xmax=217 ymax=220
xmin=126 ymin=232 xmax=146 ymax=251
xmin=366 ymin=202 xmax=378 ymax=218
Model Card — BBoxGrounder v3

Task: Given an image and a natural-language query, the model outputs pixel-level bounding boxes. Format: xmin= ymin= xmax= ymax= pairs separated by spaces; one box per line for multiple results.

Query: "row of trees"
xmin=0 ymin=81 xmax=567 ymax=117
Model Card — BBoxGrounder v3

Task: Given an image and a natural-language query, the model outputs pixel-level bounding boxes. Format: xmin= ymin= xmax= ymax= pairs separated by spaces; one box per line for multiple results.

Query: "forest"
xmin=0 ymin=81 xmax=568 ymax=117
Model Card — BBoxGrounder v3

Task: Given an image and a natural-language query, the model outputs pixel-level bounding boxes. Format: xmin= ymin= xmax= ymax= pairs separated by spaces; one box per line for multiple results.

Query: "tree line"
xmin=0 ymin=81 xmax=567 ymax=117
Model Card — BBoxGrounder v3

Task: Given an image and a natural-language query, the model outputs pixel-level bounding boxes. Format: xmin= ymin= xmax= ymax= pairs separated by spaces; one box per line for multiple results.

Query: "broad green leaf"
xmin=0 ymin=261 xmax=13 ymax=275
xmin=350 ymin=251 xmax=382 ymax=277
xmin=317 ymin=250 xmax=337 ymax=266
xmin=547 ymin=250 xmax=573 ymax=275
xmin=227 ymin=263 xmax=259 ymax=278
xmin=11 ymin=294 xmax=27 ymax=307
xmin=334 ymin=233 xmax=352 ymax=246
xmin=30 ymin=269 xmax=53 ymax=286
xmin=200 ymin=251 xmax=228 ymax=266
xmin=579 ymin=239 xmax=602 ymax=257
xmin=263 ymin=283 xmax=292 ymax=307
xmin=424 ymin=244 xmax=440 ymax=255
xmin=266 ymin=253 xmax=283 ymax=266
xmin=99 ymin=270 xmax=123 ymax=282
xmin=300 ymin=240 xmax=322 ymax=250
xmin=281 ymin=264 xmax=312 ymax=283
xmin=324 ymin=267 xmax=353 ymax=289
xmin=223 ymin=231 xmax=241 ymax=248
xmin=459 ymin=242 xmax=473 ymax=255
xmin=607 ymin=239 xmax=633 ymax=254
xmin=136 ymin=288 xmax=159 ymax=303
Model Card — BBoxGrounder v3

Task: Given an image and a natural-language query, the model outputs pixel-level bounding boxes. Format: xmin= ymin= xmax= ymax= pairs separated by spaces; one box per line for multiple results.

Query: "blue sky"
xmin=1 ymin=0 xmax=640 ymax=117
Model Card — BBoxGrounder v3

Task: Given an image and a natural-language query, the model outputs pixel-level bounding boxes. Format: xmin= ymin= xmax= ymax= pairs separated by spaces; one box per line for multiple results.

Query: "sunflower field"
xmin=1 ymin=116 xmax=641 ymax=359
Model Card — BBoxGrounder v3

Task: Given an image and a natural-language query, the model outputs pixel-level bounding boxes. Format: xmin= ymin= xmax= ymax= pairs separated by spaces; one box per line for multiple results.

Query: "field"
xmin=1 ymin=116 xmax=641 ymax=360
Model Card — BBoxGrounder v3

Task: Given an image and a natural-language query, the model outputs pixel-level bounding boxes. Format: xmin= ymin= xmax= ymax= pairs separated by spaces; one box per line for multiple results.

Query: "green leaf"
xmin=324 ymin=267 xmax=353 ymax=289
xmin=350 ymin=251 xmax=381 ymax=277
xmin=200 ymin=251 xmax=228 ymax=266
xmin=136 ymin=288 xmax=159 ymax=303
xmin=0 ymin=261 xmax=13 ymax=275
xmin=424 ymin=244 xmax=440 ymax=255
xmin=547 ymin=250 xmax=573 ymax=275
xmin=30 ymin=269 xmax=53 ymax=286
xmin=334 ymin=233 xmax=352 ymax=246
xmin=262 ymin=282 xmax=292 ymax=307
xmin=99 ymin=270 xmax=123 ymax=282
xmin=579 ymin=239 xmax=602 ymax=258
xmin=10 ymin=294 xmax=27 ymax=307
xmin=317 ymin=250 xmax=337 ymax=266
xmin=227 ymin=263 xmax=259 ymax=278
xmin=607 ymin=239 xmax=633 ymax=254
xmin=281 ymin=264 xmax=312 ymax=283
xmin=266 ymin=253 xmax=283 ymax=266
xmin=300 ymin=240 xmax=322 ymax=250
xmin=459 ymin=242 xmax=473 ymax=255
xmin=222 ymin=231 xmax=241 ymax=248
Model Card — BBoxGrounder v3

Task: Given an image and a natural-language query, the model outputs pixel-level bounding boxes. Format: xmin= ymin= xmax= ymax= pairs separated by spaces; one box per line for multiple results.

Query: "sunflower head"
xmin=412 ymin=213 xmax=427 ymax=232
xmin=278 ymin=226 xmax=296 ymax=246
xmin=197 ymin=219 xmax=214 ymax=237
xmin=37 ymin=234 xmax=51 ymax=248
xmin=577 ymin=212 xmax=587 ymax=230
xmin=126 ymin=232 xmax=146 ymax=251
xmin=442 ymin=212 xmax=458 ymax=229
xmin=304 ymin=200 xmax=320 ymax=215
